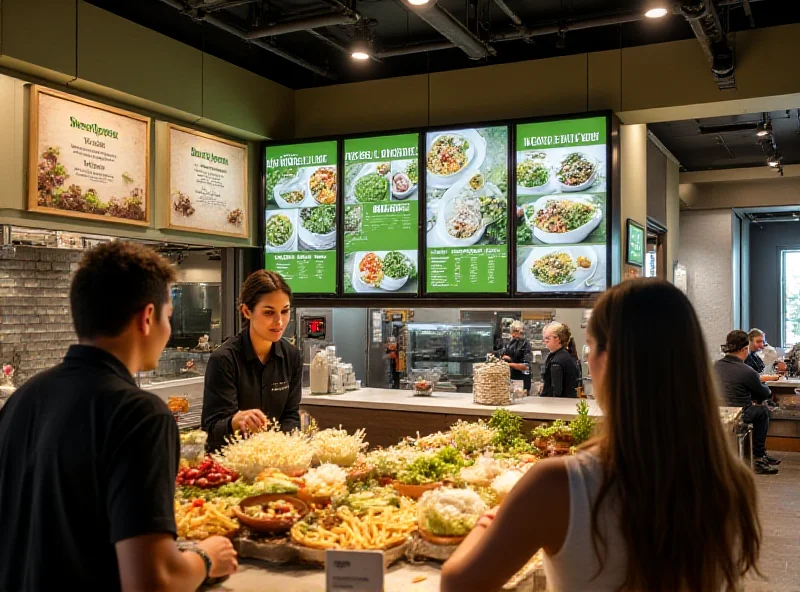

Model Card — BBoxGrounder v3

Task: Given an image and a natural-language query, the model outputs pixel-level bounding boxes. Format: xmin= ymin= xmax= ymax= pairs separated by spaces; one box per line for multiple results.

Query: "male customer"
xmin=0 ymin=242 xmax=237 ymax=591
xmin=714 ymin=330 xmax=780 ymax=475
xmin=744 ymin=328 xmax=766 ymax=374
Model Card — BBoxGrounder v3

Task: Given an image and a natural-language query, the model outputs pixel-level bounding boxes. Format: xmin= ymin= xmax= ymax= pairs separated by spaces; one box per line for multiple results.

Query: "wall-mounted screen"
xmin=343 ymin=133 xmax=419 ymax=295
xmin=425 ymin=126 xmax=509 ymax=294
xmin=264 ymin=141 xmax=338 ymax=294
xmin=514 ymin=116 xmax=608 ymax=294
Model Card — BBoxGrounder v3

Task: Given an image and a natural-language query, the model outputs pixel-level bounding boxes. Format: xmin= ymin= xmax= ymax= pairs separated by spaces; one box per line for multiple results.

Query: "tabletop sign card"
xmin=325 ymin=550 xmax=384 ymax=592
xmin=167 ymin=125 xmax=249 ymax=238
xmin=28 ymin=86 xmax=150 ymax=226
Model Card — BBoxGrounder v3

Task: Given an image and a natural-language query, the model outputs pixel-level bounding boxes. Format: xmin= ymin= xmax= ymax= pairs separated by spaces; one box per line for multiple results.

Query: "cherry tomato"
xmin=186 ymin=469 xmax=200 ymax=479
xmin=196 ymin=477 xmax=209 ymax=487
xmin=192 ymin=499 xmax=205 ymax=508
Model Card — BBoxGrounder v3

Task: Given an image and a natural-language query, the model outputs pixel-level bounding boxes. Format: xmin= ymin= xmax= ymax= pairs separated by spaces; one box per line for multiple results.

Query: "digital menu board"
xmin=343 ymin=133 xmax=419 ymax=295
xmin=514 ymin=116 xmax=608 ymax=294
xmin=264 ymin=141 xmax=338 ymax=294
xmin=425 ymin=126 xmax=509 ymax=293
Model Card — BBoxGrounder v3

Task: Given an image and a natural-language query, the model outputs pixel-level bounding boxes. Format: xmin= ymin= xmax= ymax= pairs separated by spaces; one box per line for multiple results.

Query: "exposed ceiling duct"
xmin=155 ymin=0 xmax=337 ymax=79
xmin=400 ymin=0 xmax=496 ymax=60
xmin=679 ymin=1 xmax=736 ymax=90
xmin=375 ymin=40 xmax=454 ymax=59
xmin=491 ymin=0 xmax=531 ymax=39
xmin=245 ymin=12 xmax=360 ymax=39
xmin=244 ymin=0 xmax=361 ymax=40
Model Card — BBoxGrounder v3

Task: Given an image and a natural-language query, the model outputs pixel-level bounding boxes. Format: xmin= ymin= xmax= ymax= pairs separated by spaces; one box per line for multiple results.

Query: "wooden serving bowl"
xmin=419 ymin=527 xmax=466 ymax=546
xmin=234 ymin=494 xmax=308 ymax=534
xmin=392 ymin=481 xmax=443 ymax=500
xmin=295 ymin=489 xmax=333 ymax=508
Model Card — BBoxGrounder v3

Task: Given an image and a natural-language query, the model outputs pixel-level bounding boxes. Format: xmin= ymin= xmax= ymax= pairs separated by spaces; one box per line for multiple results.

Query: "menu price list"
xmin=265 ymin=251 xmax=336 ymax=294
xmin=345 ymin=201 xmax=418 ymax=251
xmin=426 ymin=246 xmax=507 ymax=293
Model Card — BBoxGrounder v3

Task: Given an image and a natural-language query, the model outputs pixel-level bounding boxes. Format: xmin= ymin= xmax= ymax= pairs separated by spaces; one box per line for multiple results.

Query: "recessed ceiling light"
xmin=351 ymin=51 xmax=370 ymax=60
xmin=408 ymin=0 xmax=431 ymax=5
xmin=645 ymin=7 xmax=668 ymax=18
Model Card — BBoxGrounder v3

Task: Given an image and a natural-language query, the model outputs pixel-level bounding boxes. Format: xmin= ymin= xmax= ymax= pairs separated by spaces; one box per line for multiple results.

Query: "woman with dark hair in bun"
xmin=202 ymin=270 xmax=302 ymax=451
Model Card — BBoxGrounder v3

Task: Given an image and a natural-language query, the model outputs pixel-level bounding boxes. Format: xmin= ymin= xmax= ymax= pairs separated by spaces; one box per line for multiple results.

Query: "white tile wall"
xmin=679 ymin=210 xmax=734 ymax=361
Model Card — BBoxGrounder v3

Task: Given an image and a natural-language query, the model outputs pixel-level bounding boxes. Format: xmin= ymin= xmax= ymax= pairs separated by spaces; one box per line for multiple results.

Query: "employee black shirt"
xmin=502 ymin=338 xmax=532 ymax=382
xmin=541 ymin=348 xmax=579 ymax=398
xmin=714 ymin=354 xmax=772 ymax=408
xmin=202 ymin=329 xmax=302 ymax=451
xmin=745 ymin=351 xmax=766 ymax=374
xmin=0 ymin=345 xmax=179 ymax=591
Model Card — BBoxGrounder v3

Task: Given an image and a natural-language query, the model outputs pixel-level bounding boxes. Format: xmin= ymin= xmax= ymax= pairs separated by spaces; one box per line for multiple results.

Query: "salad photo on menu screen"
xmin=425 ymin=126 xmax=509 ymax=294
xmin=343 ymin=133 xmax=420 ymax=294
xmin=514 ymin=116 xmax=608 ymax=294
xmin=264 ymin=141 xmax=338 ymax=294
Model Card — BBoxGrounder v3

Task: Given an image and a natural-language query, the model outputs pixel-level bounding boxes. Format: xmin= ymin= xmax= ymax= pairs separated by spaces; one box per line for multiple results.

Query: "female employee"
xmin=202 ymin=270 xmax=302 ymax=452
xmin=540 ymin=322 xmax=579 ymax=398
xmin=501 ymin=321 xmax=532 ymax=394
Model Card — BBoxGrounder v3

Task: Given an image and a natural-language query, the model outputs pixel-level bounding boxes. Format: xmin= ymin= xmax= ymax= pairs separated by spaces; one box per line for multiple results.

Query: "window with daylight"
xmin=782 ymin=249 xmax=800 ymax=346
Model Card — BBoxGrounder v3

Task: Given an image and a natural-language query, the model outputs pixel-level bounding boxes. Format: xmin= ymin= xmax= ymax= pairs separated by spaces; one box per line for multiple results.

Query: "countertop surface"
xmin=767 ymin=379 xmax=800 ymax=388
xmin=302 ymin=387 xmax=601 ymax=420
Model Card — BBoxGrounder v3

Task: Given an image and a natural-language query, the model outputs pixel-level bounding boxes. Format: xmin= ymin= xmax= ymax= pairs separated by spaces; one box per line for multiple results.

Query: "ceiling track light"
xmin=350 ymin=18 xmax=372 ymax=61
xmin=767 ymin=153 xmax=782 ymax=168
xmin=645 ymin=7 xmax=669 ymax=18
xmin=756 ymin=119 xmax=773 ymax=138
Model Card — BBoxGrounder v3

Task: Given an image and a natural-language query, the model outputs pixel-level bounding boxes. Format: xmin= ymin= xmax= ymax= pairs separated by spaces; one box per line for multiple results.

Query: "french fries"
xmin=291 ymin=500 xmax=417 ymax=550
xmin=175 ymin=499 xmax=239 ymax=540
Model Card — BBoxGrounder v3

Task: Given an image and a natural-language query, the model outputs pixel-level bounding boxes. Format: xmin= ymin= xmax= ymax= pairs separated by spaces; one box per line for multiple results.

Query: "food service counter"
xmin=301 ymin=388 xmax=601 ymax=448
xmin=765 ymin=380 xmax=800 ymax=451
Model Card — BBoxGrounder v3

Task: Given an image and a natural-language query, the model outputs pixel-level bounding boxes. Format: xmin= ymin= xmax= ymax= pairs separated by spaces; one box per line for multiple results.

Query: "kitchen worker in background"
xmin=714 ymin=330 xmax=780 ymax=475
xmin=566 ymin=337 xmax=584 ymax=398
xmin=501 ymin=321 xmax=532 ymax=395
xmin=202 ymin=270 xmax=302 ymax=452
xmin=540 ymin=322 xmax=579 ymax=398
xmin=745 ymin=329 xmax=766 ymax=374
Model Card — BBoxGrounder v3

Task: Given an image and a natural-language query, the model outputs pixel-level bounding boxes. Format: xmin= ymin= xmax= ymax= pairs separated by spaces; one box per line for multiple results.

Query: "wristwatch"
xmin=184 ymin=545 xmax=212 ymax=584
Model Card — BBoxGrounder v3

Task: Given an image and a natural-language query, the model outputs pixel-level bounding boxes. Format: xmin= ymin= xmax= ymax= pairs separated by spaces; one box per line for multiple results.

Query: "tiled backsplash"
xmin=0 ymin=246 xmax=82 ymax=385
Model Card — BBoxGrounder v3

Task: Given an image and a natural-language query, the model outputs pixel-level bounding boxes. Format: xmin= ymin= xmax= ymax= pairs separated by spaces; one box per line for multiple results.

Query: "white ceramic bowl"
xmin=526 ymin=195 xmax=602 ymax=245
xmin=265 ymin=213 xmax=295 ymax=252
xmin=522 ymin=247 xmax=596 ymax=292
xmin=426 ymin=133 xmax=475 ymax=180
xmin=555 ymin=153 xmax=599 ymax=192
xmin=380 ymin=274 xmax=409 ymax=291
xmin=391 ymin=172 xmax=416 ymax=200
xmin=273 ymin=180 xmax=308 ymax=209
xmin=516 ymin=156 xmax=553 ymax=195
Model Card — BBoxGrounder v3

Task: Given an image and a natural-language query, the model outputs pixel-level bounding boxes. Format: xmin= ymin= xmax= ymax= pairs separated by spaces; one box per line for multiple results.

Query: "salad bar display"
xmin=173 ymin=403 xmax=595 ymax=587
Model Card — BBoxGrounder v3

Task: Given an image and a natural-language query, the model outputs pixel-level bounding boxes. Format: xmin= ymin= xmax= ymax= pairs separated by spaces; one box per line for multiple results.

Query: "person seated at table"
xmin=714 ymin=330 xmax=780 ymax=475
xmin=745 ymin=328 xmax=766 ymax=373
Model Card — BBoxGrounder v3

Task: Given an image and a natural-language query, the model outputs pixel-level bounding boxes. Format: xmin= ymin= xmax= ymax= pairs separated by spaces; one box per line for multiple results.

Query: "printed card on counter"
xmin=325 ymin=550 xmax=384 ymax=591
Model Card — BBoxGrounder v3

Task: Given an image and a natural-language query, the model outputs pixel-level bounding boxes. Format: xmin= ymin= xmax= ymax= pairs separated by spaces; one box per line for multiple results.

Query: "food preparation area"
xmin=196 ymin=447 xmax=800 ymax=592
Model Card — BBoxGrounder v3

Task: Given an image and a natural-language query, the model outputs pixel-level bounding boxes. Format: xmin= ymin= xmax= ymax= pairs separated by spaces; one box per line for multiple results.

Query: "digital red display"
xmin=305 ymin=317 xmax=326 ymax=338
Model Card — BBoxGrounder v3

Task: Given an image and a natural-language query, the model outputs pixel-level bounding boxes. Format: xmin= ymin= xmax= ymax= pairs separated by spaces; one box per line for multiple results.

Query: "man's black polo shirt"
xmin=0 ymin=346 xmax=179 ymax=591
xmin=202 ymin=330 xmax=302 ymax=451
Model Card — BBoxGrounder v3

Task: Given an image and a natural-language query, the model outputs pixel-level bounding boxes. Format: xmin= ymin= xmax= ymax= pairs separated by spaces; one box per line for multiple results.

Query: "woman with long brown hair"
xmin=441 ymin=279 xmax=761 ymax=591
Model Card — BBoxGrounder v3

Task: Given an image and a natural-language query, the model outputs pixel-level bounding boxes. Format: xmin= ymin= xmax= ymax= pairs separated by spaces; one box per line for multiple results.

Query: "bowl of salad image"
xmin=555 ymin=152 xmax=599 ymax=192
xmin=307 ymin=166 xmax=337 ymax=205
xmin=352 ymin=251 xmax=416 ymax=292
xmin=265 ymin=211 xmax=297 ymax=252
xmin=351 ymin=164 xmax=390 ymax=204
xmin=273 ymin=179 xmax=308 ymax=208
xmin=426 ymin=130 xmax=486 ymax=188
xmin=391 ymin=160 xmax=418 ymax=200
xmin=525 ymin=195 xmax=602 ymax=245
xmin=516 ymin=152 xmax=553 ymax=195
xmin=522 ymin=246 xmax=597 ymax=292
xmin=298 ymin=205 xmax=336 ymax=251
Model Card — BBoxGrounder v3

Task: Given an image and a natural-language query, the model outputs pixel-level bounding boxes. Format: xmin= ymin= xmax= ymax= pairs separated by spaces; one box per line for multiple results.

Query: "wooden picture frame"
xmin=28 ymin=85 xmax=151 ymax=227
xmin=165 ymin=123 xmax=249 ymax=239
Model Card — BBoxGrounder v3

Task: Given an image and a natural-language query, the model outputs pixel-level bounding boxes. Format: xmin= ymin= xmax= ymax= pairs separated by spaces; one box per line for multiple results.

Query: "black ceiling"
xmin=650 ymin=109 xmax=800 ymax=172
xmin=85 ymin=0 xmax=798 ymax=90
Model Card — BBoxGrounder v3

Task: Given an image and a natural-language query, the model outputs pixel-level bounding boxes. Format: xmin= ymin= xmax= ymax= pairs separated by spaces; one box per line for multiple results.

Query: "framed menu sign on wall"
xmin=28 ymin=86 xmax=150 ymax=226
xmin=343 ymin=133 xmax=419 ymax=295
xmin=626 ymin=219 xmax=645 ymax=267
xmin=166 ymin=124 xmax=248 ymax=238
xmin=264 ymin=141 xmax=338 ymax=294
xmin=514 ymin=116 xmax=609 ymax=295
xmin=425 ymin=125 xmax=509 ymax=294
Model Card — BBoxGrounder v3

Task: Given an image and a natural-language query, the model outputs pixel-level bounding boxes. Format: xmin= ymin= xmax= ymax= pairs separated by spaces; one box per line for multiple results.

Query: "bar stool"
xmin=736 ymin=422 xmax=754 ymax=471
